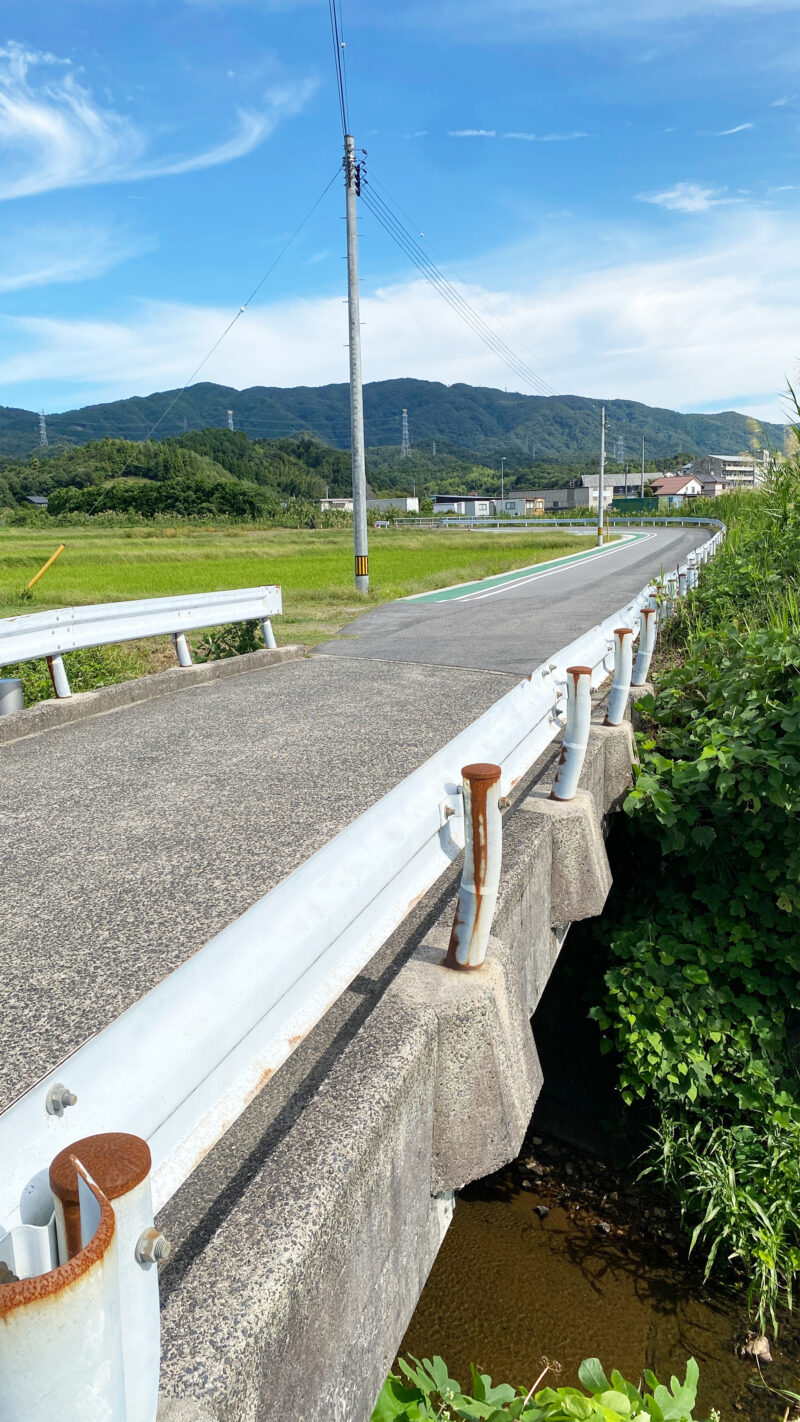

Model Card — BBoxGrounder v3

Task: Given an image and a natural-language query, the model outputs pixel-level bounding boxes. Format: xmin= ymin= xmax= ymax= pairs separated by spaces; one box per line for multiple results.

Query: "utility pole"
xmin=344 ymin=133 xmax=369 ymax=592
xmin=500 ymin=456 xmax=506 ymax=504
xmin=432 ymin=440 xmax=436 ymax=456
xmin=641 ymin=435 xmax=645 ymax=498
xmin=597 ymin=407 xmax=605 ymax=546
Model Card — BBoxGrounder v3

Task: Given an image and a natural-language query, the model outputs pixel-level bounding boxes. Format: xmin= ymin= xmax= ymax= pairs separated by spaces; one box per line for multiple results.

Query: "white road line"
xmin=451 ymin=532 xmax=659 ymax=603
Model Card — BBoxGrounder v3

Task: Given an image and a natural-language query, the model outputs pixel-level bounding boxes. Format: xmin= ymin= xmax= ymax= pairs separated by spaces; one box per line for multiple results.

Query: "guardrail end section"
xmin=550 ymin=667 xmax=592 ymax=802
xmin=0 ymin=1132 xmax=163 ymax=1422
xmin=445 ymin=762 xmax=502 ymax=971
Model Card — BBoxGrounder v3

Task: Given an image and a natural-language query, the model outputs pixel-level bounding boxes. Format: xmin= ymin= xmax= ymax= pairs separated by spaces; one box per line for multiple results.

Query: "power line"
xmin=360 ymin=178 xmax=562 ymax=399
xmin=366 ymin=170 xmax=572 ymax=400
xmin=327 ymin=0 xmax=348 ymax=137
xmin=82 ymin=169 xmax=341 ymax=512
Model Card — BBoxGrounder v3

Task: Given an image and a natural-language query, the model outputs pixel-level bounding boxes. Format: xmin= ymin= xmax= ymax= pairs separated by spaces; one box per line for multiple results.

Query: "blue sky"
xmin=0 ymin=0 xmax=799 ymax=422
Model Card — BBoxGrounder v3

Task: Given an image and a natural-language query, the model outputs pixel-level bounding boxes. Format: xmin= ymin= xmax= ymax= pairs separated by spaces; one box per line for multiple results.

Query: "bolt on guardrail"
xmin=550 ymin=666 xmax=592 ymax=801
xmin=445 ymin=763 xmax=502 ymax=970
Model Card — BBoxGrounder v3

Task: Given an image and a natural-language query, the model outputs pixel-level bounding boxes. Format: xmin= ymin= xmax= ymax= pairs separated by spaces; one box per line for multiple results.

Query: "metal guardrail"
xmin=0 ymin=526 xmax=724 ymax=1419
xmin=0 ymin=586 xmax=283 ymax=703
xmin=398 ymin=515 xmax=726 ymax=531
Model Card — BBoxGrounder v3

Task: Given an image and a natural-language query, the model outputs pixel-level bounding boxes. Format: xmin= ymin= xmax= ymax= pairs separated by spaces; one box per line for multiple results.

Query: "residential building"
xmin=319 ymin=496 xmax=353 ymax=512
xmin=650 ymin=474 xmax=704 ymax=500
xmin=432 ymin=494 xmax=495 ymax=518
xmin=688 ymin=451 xmax=770 ymax=489
xmin=366 ymin=496 xmax=419 ymax=513
xmin=24 ymin=494 xmax=49 ymax=507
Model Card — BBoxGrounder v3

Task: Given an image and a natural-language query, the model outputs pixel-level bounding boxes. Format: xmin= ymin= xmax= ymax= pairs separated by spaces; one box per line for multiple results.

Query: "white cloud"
xmin=4 ymin=211 xmax=798 ymax=423
xmin=639 ymin=181 xmax=733 ymax=212
xmin=409 ymin=0 xmax=800 ymax=34
xmin=504 ymin=131 xmax=589 ymax=141
xmin=711 ymin=122 xmax=754 ymax=134
xmin=0 ymin=222 xmax=150 ymax=292
xmin=448 ymin=129 xmax=496 ymax=137
xmin=0 ymin=42 xmax=312 ymax=200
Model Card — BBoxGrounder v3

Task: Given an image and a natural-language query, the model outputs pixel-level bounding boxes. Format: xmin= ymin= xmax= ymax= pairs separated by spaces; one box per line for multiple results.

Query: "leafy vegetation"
xmin=2 ymin=644 xmax=146 ymax=705
xmin=372 ymin=1354 xmax=713 ymax=1421
xmin=591 ymin=409 xmax=800 ymax=1330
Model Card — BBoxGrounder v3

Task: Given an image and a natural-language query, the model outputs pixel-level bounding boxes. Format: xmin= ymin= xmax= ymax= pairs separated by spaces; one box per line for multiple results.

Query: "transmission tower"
xmin=227 ymin=409 xmax=234 ymax=432
xmin=39 ymin=411 xmax=48 ymax=448
xmin=614 ymin=435 xmax=625 ymax=465
xmin=400 ymin=408 xmax=410 ymax=457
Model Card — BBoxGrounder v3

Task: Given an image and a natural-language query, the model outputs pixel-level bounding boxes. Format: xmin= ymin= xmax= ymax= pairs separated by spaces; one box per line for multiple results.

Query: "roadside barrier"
xmin=0 ymin=586 xmax=282 ymax=705
xmin=0 ymin=526 xmax=723 ymax=1418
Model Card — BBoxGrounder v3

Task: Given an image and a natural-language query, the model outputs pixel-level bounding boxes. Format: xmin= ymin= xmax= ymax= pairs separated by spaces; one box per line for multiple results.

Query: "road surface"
xmin=0 ymin=525 xmax=704 ymax=1110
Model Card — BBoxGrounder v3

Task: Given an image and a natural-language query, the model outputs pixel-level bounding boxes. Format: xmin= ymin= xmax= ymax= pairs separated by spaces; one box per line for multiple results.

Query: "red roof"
xmin=651 ymin=475 xmax=700 ymax=495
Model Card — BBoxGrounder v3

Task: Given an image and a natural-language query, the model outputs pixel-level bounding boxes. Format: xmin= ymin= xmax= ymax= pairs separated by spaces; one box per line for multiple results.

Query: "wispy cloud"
xmin=639 ymin=181 xmax=734 ymax=213
xmin=448 ymin=128 xmax=496 ymax=137
xmin=702 ymin=121 xmax=754 ymax=135
xmin=5 ymin=211 xmax=796 ymax=424
xmin=401 ymin=0 xmax=800 ymax=38
xmin=504 ymin=131 xmax=590 ymax=142
xmin=0 ymin=222 xmax=150 ymax=292
xmin=0 ymin=42 xmax=313 ymax=201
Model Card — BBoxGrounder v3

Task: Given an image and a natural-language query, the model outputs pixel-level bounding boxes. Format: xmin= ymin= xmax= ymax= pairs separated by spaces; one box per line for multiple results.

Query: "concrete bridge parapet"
xmin=157 ymin=711 xmax=638 ymax=1422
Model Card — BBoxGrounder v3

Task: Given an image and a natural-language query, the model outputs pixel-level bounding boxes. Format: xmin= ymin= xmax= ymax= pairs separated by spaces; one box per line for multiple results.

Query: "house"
xmin=24 ymin=495 xmax=48 ymax=507
xmin=688 ymin=451 xmax=770 ymax=489
xmin=366 ymin=496 xmax=420 ymax=514
xmin=496 ymin=493 xmax=545 ymax=517
xmin=651 ymin=474 xmax=704 ymax=501
xmin=319 ymin=496 xmax=353 ymax=512
xmin=432 ymin=494 xmax=495 ymax=518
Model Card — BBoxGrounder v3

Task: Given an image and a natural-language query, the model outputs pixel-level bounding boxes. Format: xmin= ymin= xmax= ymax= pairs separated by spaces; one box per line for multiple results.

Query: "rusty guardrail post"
xmin=632 ymin=604 xmax=658 ymax=686
xmin=686 ymin=552 xmax=698 ymax=590
xmin=445 ymin=762 xmax=502 ymax=970
xmin=0 ymin=677 xmax=23 ymax=716
xmin=261 ymin=617 xmax=278 ymax=650
xmin=0 ymin=1131 xmax=166 ymax=1421
xmin=46 ymin=653 xmax=71 ymax=698
xmin=550 ymin=666 xmax=592 ymax=801
xmin=604 ymin=628 xmax=634 ymax=726
xmin=172 ymin=632 xmax=192 ymax=667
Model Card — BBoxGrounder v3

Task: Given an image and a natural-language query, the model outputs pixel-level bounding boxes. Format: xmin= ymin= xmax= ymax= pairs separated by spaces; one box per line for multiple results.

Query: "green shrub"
xmin=4 ymin=644 xmax=145 ymax=706
xmin=193 ymin=620 xmax=264 ymax=661
xmin=372 ymin=1354 xmax=714 ymax=1421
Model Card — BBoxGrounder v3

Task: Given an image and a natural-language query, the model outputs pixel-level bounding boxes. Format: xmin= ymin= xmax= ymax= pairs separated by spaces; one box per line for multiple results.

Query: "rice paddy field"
xmin=0 ymin=524 xmax=597 ymax=650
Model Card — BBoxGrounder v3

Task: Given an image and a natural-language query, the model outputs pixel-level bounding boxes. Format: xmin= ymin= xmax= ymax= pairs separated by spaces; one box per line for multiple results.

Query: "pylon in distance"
xmin=227 ymin=409 xmax=234 ymax=432
xmin=400 ymin=408 xmax=410 ymax=457
xmin=39 ymin=411 xmax=48 ymax=448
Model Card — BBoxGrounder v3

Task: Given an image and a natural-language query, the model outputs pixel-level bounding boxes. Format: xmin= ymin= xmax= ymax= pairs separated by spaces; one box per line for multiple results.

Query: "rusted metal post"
xmin=260 ymin=617 xmax=277 ymax=650
xmin=172 ymin=632 xmax=192 ymax=667
xmin=678 ymin=568 xmax=688 ymax=597
xmin=0 ymin=1132 xmax=165 ymax=1422
xmin=46 ymin=653 xmax=71 ymax=698
xmin=686 ymin=552 xmax=698 ymax=590
xmin=445 ymin=762 xmax=502 ymax=970
xmin=0 ymin=677 xmax=23 ymax=715
xmin=604 ymin=628 xmax=634 ymax=726
xmin=632 ymin=605 xmax=658 ymax=685
xmin=550 ymin=666 xmax=592 ymax=801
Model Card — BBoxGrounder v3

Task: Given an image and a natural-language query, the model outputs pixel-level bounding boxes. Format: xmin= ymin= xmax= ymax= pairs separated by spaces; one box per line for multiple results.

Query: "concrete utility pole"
xmin=597 ymin=407 xmax=605 ymax=546
xmin=641 ymin=435 xmax=645 ymax=498
xmin=344 ymin=133 xmax=369 ymax=592
xmin=500 ymin=456 xmax=506 ymax=503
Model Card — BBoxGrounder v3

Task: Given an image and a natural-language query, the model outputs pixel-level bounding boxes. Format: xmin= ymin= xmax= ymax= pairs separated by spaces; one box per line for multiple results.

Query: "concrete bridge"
xmin=0 ymin=526 xmax=709 ymax=1422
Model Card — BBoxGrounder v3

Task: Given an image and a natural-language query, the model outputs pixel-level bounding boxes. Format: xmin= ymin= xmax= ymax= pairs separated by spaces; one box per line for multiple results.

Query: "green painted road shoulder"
xmin=405 ymin=533 xmax=646 ymax=604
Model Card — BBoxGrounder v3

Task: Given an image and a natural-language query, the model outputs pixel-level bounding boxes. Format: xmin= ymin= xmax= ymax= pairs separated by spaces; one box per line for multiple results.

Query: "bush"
xmin=372 ymin=1354 xmax=714 ymax=1421
xmin=4 ymin=644 xmax=145 ymax=706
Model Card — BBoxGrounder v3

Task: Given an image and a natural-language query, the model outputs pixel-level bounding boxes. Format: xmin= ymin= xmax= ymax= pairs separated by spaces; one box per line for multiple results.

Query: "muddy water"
xmin=400 ymin=923 xmax=800 ymax=1420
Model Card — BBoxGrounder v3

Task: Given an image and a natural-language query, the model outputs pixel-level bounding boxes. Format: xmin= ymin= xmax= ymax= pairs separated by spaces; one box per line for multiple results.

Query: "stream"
xmin=400 ymin=923 xmax=800 ymax=1420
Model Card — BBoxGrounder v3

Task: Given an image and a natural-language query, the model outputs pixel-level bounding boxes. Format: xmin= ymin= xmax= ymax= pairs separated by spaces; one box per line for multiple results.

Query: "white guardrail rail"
xmin=0 ymin=525 xmax=724 ymax=1421
xmin=0 ymin=585 xmax=283 ymax=705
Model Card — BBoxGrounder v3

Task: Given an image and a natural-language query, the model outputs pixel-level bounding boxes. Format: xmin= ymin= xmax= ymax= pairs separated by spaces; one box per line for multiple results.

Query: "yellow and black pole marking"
xmin=355 ymin=555 xmax=369 ymax=580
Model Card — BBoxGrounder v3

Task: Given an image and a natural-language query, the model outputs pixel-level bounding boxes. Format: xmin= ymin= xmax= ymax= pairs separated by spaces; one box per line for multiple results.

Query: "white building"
xmin=366 ymin=496 xmax=420 ymax=513
xmin=319 ymin=496 xmax=353 ymax=512
xmin=688 ymin=451 xmax=770 ymax=489
xmin=432 ymin=494 xmax=495 ymax=518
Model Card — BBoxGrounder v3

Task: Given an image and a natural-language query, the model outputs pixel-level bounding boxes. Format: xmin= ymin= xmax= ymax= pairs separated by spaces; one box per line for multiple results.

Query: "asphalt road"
xmin=0 ymin=525 xmax=705 ymax=1110
xmin=316 ymin=526 xmax=707 ymax=676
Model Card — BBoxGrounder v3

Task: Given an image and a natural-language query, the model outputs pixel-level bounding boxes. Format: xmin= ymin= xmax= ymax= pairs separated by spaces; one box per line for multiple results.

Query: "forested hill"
xmin=0 ymin=379 xmax=785 ymax=461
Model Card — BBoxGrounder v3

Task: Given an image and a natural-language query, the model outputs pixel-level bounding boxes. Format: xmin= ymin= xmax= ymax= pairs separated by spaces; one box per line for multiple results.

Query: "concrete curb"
xmin=0 ymin=645 xmax=306 ymax=744
xmin=155 ymin=704 xmax=639 ymax=1422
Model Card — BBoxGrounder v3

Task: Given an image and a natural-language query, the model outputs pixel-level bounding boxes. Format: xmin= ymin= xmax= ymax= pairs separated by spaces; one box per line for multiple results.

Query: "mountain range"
xmin=0 ymin=379 xmax=785 ymax=465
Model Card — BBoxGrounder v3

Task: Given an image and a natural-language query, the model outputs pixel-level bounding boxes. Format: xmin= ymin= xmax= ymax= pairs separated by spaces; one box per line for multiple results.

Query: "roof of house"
xmin=24 ymin=494 xmax=49 ymax=505
xmin=651 ymin=475 xmax=701 ymax=494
